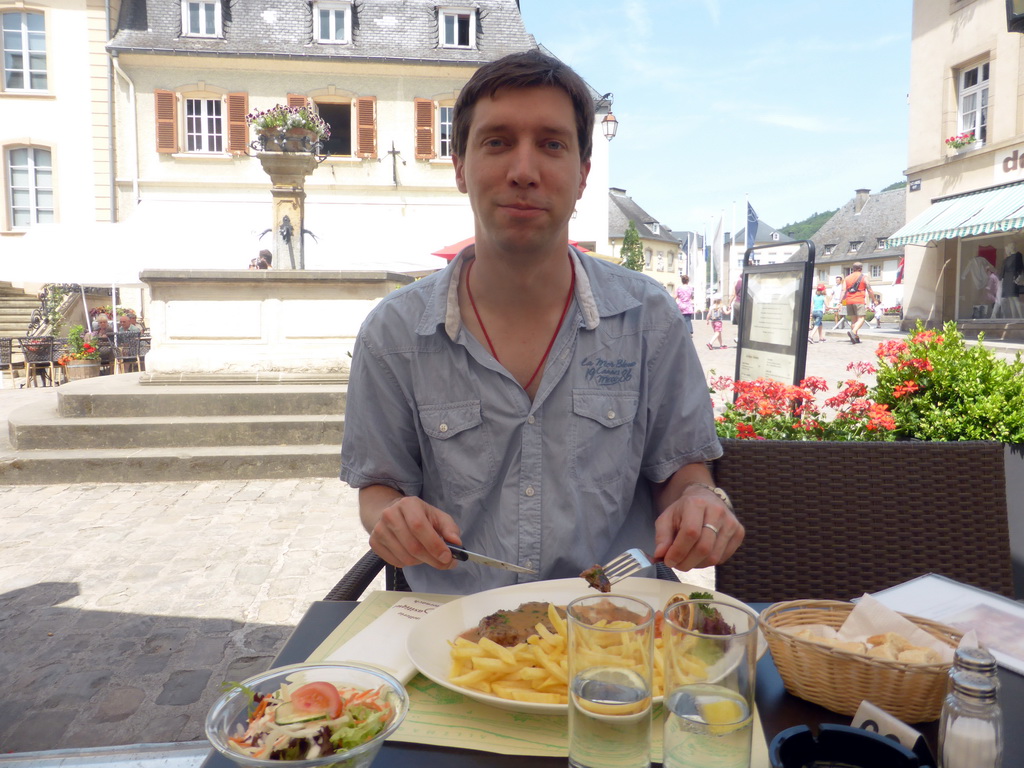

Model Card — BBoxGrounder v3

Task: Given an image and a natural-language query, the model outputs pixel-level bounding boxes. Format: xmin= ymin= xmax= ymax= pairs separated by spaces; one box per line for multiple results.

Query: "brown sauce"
xmin=458 ymin=599 xmax=646 ymax=647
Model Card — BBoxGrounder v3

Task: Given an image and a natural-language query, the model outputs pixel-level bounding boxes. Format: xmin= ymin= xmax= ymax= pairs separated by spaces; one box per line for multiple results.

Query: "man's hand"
xmin=360 ymin=487 xmax=463 ymax=571
xmin=652 ymin=475 xmax=744 ymax=571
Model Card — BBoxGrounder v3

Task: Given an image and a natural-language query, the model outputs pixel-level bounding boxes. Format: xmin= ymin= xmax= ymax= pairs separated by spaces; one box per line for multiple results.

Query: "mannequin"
xmin=1001 ymin=241 xmax=1024 ymax=318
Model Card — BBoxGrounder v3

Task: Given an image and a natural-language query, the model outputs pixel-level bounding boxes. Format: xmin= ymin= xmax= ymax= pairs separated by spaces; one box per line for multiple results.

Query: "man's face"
xmin=119 ymin=316 xmax=129 ymax=329
xmin=453 ymin=86 xmax=590 ymax=258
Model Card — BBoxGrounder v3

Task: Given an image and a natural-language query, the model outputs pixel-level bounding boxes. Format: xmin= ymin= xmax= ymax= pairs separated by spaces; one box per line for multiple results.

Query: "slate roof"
xmin=811 ymin=187 xmax=906 ymax=264
xmin=608 ymin=188 xmax=681 ymax=246
xmin=728 ymin=219 xmax=794 ymax=245
xmin=109 ymin=0 xmax=535 ymax=63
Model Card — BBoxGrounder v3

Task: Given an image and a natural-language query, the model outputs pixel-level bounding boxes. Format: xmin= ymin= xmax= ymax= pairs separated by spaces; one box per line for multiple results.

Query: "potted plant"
xmin=945 ymin=131 xmax=977 ymax=153
xmin=710 ymin=373 xmax=897 ymax=441
xmin=246 ymin=104 xmax=331 ymax=152
xmin=871 ymin=322 xmax=1024 ymax=442
xmin=57 ymin=325 xmax=102 ymax=381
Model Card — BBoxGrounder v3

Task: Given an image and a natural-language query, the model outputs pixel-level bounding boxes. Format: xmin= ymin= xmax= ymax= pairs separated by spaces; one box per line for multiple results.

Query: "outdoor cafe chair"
xmin=0 ymin=337 xmax=19 ymax=389
xmin=711 ymin=439 xmax=1016 ymax=603
xmin=51 ymin=337 xmax=69 ymax=385
xmin=115 ymin=334 xmax=143 ymax=373
xmin=17 ymin=336 xmax=56 ymax=387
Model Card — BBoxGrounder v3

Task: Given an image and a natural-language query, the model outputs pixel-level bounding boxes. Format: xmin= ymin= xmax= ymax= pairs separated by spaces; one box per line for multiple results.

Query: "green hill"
xmin=780 ymin=210 xmax=837 ymax=241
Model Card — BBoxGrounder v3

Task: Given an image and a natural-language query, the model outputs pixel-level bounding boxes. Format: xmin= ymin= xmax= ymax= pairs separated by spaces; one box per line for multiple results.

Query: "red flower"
xmin=892 ymin=381 xmax=921 ymax=399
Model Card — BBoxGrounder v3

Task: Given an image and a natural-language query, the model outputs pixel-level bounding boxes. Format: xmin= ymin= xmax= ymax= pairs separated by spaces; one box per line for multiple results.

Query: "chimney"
xmin=854 ymin=189 xmax=870 ymax=214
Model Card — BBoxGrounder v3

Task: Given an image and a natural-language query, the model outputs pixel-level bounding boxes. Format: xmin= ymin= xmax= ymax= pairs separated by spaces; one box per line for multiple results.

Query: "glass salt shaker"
xmin=938 ymin=670 xmax=1002 ymax=768
xmin=952 ymin=646 xmax=998 ymax=678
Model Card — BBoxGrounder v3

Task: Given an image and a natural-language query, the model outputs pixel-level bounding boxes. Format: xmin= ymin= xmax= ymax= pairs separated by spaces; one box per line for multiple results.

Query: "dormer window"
xmin=824 ymin=244 xmax=836 ymax=256
xmin=440 ymin=7 xmax=475 ymax=48
xmin=771 ymin=232 xmax=780 ymax=241
xmin=182 ymin=0 xmax=221 ymax=38
xmin=848 ymin=241 xmax=862 ymax=254
xmin=649 ymin=222 xmax=660 ymax=235
xmin=877 ymin=237 xmax=888 ymax=249
xmin=315 ymin=1 xmax=351 ymax=44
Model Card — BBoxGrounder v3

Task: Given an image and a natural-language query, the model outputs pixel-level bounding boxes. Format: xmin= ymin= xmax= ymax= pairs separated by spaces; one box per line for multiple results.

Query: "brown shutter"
xmin=154 ymin=89 xmax=178 ymax=154
xmin=355 ymin=96 xmax=377 ymax=158
xmin=226 ymin=92 xmax=249 ymax=154
xmin=414 ymin=98 xmax=435 ymax=160
xmin=287 ymin=93 xmax=308 ymax=109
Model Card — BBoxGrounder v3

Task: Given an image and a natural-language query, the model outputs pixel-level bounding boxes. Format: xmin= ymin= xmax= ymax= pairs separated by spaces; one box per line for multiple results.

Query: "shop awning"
xmin=887 ymin=181 xmax=1024 ymax=247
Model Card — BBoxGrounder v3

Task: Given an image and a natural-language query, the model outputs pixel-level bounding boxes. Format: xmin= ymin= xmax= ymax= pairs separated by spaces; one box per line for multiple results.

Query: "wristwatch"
xmin=684 ymin=482 xmax=734 ymax=511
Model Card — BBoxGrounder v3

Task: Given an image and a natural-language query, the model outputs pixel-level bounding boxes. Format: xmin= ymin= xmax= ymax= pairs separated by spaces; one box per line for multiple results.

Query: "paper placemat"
xmin=308 ymin=590 xmax=769 ymax=765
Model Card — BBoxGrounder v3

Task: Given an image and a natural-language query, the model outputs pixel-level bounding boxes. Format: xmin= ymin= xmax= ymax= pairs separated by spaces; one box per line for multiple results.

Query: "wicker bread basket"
xmin=760 ymin=599 xmax=963 ymax=722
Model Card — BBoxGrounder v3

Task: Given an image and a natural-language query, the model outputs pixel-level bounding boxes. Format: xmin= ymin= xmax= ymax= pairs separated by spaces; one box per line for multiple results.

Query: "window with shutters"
xmin=314 ymin=0 xmax=351 ymax=44
xmin=5 ymin=145 xmax=53 ymax=228
xmin=439 ymin=7 xmax=475 ymax=48
xmin=181 ymin=0 xmax=222 ymax=37
xmin=185 ymin=98 xmax=223 ymax=152
xmin=439 ymin=105 xmax=454 ymax=158
xmin=3 ymin=10 xmax=47 ymax=92
xmin=317 ymin=102 xmax=353 ymax=156
xmin=154 ymin=89 xmax=247 ymax=155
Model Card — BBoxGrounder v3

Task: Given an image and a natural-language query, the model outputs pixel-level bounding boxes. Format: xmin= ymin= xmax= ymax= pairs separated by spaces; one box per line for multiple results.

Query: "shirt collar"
xmin=417 ymin=245 xmax=637 ymax=341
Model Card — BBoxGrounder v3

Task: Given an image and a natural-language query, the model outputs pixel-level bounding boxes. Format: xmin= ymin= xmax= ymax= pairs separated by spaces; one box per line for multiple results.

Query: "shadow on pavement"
xmin=0 ymin=581 xmax=294 ymax=753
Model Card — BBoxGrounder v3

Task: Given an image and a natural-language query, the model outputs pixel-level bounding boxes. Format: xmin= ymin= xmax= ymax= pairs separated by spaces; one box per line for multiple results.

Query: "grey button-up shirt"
xmin=340 ymin=247 xmax=721 ymax=594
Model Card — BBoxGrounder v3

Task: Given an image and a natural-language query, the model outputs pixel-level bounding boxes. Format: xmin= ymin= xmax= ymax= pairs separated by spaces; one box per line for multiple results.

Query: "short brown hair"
xmin=452 ymin=49 xmax=595 ymax=163
xmin=852 ymin=261 xmax=863 ymax=270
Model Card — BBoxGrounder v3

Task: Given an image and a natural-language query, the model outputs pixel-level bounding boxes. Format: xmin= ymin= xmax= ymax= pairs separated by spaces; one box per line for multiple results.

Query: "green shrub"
xmin=871 ymin=321 xmax=1024 ymax=441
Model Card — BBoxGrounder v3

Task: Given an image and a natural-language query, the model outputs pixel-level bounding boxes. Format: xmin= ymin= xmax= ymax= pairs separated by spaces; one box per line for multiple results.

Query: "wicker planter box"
xmin=711 ymin=439 xmax=1017 ymax=602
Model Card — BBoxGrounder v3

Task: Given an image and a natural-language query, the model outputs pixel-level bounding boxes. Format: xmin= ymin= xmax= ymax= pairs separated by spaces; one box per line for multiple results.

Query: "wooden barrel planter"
xmin=64 ymin=360 xmax=101 ymax=381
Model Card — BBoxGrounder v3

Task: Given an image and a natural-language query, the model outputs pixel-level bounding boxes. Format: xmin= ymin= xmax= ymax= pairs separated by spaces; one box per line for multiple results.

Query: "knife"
xmin=447 ymin=544 xmax=537 ymax=575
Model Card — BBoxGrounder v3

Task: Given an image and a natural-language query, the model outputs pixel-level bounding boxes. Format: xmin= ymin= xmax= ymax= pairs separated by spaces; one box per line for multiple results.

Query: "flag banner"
xmin=746 ymin=203 xmax=758 ymax=251
xmin=895 ymin=256 xmax=905 ymax=285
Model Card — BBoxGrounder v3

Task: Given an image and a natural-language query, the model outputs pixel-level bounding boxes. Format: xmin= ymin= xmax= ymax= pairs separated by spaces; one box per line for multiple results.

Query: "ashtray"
xmin=769 ymin=724 xmax=932 ymax=768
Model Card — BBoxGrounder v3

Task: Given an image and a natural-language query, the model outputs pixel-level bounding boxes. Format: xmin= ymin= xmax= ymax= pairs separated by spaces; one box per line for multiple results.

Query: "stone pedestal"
xmin=139 ymin=269 xmax=414 ymax=383
xmin=257 ymin=152 xmax=319 ymax=270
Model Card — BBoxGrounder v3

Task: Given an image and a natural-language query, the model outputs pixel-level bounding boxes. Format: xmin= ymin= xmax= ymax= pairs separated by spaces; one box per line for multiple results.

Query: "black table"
xmin=201 ymin=600 xmax=1024 ymax=767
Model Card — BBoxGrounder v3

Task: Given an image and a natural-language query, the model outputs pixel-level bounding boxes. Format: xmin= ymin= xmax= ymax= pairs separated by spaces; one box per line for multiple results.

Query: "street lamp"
xmin=602 ymin=112 xmax=619 ymax=141
xmin=596 ymin=92 xmax=618 ymax=141
xmin=1008 ymin=0 xmax=1024 ymax=33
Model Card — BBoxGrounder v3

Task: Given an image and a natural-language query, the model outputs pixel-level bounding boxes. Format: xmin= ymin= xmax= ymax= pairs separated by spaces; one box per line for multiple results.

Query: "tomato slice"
xmin=290 ymin=681 xmax=343 ymax=719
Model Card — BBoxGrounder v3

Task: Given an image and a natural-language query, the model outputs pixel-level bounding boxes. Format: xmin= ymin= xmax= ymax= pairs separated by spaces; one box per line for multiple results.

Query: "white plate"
xmin=406 ymin=577 xmax=765 ymax=715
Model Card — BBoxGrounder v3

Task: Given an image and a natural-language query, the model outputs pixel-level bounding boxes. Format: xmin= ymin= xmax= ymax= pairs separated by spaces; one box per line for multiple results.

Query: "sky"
xmin=519 ymin=0 xmax=912 ymax=237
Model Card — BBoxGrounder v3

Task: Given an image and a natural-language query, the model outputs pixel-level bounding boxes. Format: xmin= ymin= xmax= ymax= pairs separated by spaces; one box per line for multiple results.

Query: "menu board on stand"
xmin=733 ymin=240 xmax=816 ymax=387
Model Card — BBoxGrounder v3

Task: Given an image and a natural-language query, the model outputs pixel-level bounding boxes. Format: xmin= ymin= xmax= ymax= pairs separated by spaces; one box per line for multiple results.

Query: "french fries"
xmin=448 ymin=603 xmax=670 ymax=704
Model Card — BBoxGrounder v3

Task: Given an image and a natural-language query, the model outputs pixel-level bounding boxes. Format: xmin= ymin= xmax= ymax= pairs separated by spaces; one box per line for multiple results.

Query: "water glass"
xmin=567 ymin=594 xmax=655 ymax=768
xmin=662 ymin=598 xmax=758 ymax=768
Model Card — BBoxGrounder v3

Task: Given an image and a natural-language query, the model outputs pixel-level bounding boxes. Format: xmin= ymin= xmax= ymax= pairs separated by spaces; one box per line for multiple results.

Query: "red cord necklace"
xmin=465 ymin=254 xmax=575 ymax=392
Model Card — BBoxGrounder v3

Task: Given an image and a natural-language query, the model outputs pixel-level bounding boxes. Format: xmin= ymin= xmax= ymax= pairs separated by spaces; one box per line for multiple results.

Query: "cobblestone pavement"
xmin=2 ymin=321 xmax=1021 ymax=754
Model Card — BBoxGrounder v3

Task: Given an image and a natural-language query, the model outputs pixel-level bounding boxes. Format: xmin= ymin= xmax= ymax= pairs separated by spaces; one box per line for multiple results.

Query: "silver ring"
xmin=703 ymin=522 xmax=720 ymax=536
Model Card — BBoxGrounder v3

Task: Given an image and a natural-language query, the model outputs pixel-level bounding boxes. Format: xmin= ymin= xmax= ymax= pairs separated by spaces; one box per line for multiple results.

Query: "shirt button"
xmin=525 ymin=486 xmax=535 ymax=497
xmin=607 ymin=410 xmax=616 ymax=420
xmin=527 ymin=415 xmax=536 ymax=425
xmin=439 ymin=423 xmax=448 ymax=433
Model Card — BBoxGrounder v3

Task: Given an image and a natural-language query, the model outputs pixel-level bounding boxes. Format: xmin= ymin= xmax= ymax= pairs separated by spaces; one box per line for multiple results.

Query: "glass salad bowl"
xmin=205 ymin=662 xmax=409 ymax=768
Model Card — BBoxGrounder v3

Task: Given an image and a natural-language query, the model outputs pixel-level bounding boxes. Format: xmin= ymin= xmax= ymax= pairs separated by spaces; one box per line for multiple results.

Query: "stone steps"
xmin=1 ymin=374 xmax=349 ymax=484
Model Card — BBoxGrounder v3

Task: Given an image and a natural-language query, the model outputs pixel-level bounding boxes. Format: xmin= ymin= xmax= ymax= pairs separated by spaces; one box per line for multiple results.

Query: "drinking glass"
xmin=567 ymin=594 xmax=655 ymax=768
xmin=662 ymin=598 xmax=758 ymax=768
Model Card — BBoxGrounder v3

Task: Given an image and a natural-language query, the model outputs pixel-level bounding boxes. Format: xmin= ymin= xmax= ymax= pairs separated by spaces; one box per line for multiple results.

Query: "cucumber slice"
xmin=275 ymin=701 xmax=329 ymax=725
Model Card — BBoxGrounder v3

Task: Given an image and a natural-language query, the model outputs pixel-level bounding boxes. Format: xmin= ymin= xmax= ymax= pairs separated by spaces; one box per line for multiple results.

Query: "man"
xmin=340 ymin=50 xmax=740 ymax=594
xmin=728 ymin=273 xmax=743 ymax=343
xmin=843 ymin=262 xmax=876 ymax=344
xmin=117 ymin=314 xmax=141 ymax=334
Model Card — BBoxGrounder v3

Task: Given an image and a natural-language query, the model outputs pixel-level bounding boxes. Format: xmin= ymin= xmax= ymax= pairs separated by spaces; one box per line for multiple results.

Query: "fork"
xmin=602 ymin=548 xmax=654 ymax=585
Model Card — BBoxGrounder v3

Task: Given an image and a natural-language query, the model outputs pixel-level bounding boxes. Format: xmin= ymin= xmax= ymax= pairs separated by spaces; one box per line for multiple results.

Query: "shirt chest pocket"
xmin=570 ymin=390 xmax=640 ymax=488
xmin=419 ymin=400 xmax=496 ymax=500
